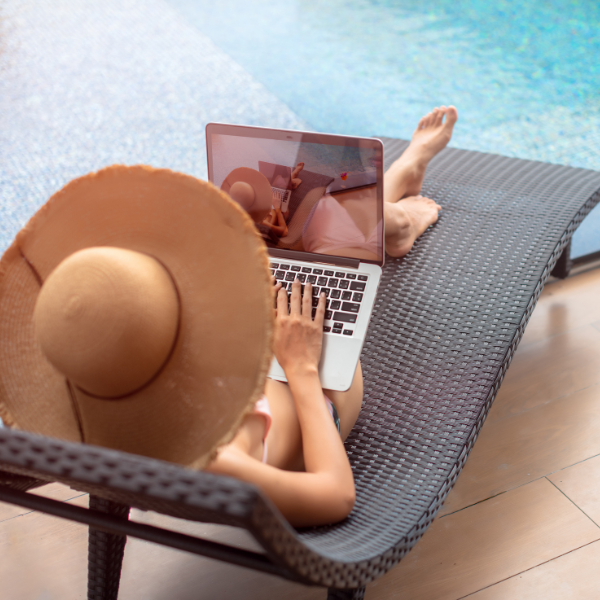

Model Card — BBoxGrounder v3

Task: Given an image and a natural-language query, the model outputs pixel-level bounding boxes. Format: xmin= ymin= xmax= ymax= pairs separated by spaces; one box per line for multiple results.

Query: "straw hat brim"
xmin=0 ymin=165 xmax=274 ymax=468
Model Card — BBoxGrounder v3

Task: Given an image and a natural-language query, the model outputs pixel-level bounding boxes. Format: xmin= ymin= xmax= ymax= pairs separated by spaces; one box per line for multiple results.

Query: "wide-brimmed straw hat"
xmin=220 ymin=167 xmax=273 ymax=223
xmin=0 ymin=165 xmax=274 ymax=468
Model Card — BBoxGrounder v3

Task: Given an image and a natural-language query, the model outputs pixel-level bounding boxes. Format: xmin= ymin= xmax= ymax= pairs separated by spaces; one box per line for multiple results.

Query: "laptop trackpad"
xmin=268 ymin=334 xmax=362 ymax=392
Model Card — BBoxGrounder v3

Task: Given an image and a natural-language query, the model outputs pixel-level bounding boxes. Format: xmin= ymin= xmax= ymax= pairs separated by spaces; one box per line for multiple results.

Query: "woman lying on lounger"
xmin=259 ymin=162 xmax=305 ymax=237
xmin=206 ymin=106 xmax=458 ymax=526
xmin=0 ymin=106 xmax=457 ymax=531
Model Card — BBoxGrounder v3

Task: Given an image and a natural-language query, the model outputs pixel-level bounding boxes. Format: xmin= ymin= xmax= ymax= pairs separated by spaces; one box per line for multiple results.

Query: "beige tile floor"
xmin=1 ymin=265 xmax=600 ymax=599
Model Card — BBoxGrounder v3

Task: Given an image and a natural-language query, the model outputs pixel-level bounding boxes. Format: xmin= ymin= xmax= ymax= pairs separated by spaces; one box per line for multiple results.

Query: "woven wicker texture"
xmin=294 ymin=141 xmax=600 ymax=577
xmin=87 ymin=496 xmax=130 ymax=600
xmin=1 ymin=141 xmax=599 ymax=591
xmin=230 ymin=141 xmax=600 ymax=587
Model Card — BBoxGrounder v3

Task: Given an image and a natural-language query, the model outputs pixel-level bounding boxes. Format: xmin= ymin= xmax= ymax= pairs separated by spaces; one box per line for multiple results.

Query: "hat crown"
xmin=33 ymin=247 xmax=179 ymax=398
xmin=229 ymin=181 xmax=256 ymax=211
xmin=222 ymin=167 xmax=273 ymax=224
xmin=0 ymin=166 xmax=273 ymax=466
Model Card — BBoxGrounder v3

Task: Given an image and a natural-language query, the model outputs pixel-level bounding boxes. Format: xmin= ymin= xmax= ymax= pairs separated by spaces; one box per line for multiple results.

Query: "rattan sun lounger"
xmin=1 ymin=139 xmax=599 ymax=600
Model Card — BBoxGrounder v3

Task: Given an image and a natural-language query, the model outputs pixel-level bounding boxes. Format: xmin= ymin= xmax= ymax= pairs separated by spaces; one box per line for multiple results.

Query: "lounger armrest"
xmin=0 ymin=427 xmax=280 ymax=528
xmin=0 ymin=426 xmax=367 ymax=586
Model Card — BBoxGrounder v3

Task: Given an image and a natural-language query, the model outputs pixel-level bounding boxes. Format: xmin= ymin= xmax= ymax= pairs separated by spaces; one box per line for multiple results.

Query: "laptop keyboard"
xmin=270 ymin=261 xmax=368 ymax=336
xmin=271 ymin=187 xmax=291 ymax=211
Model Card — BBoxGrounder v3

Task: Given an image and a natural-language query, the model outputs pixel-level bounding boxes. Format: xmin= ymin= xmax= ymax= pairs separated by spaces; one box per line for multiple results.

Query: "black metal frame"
xmin=0 ymin=486 xmax=290 ymax=579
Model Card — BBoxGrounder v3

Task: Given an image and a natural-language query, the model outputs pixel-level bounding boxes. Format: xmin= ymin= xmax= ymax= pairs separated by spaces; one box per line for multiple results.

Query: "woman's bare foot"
xmin=291 ymin=162 xmax=304 ymax=189
xmin=384 ymin=105 xmax=458 ymax=203
xmin=384 ymin=195 xmax=441 ymax=258
xmin=380 ymin=105 xmax=456 ymax=257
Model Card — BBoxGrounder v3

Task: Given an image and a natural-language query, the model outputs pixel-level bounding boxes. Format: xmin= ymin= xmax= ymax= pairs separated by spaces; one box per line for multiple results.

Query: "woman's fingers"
xmin=289 ymin=278 xmax=302 ymax=316
xmin=314 ymin=292 xmax=326 ymax=328
xmin=303 ymin=282 xmax=313 ymax=317
xmin=273 ymin=280 xmax=282 ymax=309
xmin=279 ymin=277 xmax=325 ymax=322
xmin=276 ymin=284 xmax=289 ymax=316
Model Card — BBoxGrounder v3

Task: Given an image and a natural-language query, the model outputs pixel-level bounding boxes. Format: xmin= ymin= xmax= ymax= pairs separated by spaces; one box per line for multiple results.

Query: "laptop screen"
xmin=258 ymin=162 xmax=292 ymax=190
xmin=206 ymin=124 xmax=384 ymax=265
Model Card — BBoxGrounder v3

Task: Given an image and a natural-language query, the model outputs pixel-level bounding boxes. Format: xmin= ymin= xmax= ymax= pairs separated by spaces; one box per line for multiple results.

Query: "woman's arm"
xmin=273 ymin=278 xmax=355 ymax=523
xmin=262 ymin=201 xmax=288 ymax=237
xmin=208 ymin=278 xmax=355 ymax=527
xmin=209 ymin=441 xmax=355 ymax=527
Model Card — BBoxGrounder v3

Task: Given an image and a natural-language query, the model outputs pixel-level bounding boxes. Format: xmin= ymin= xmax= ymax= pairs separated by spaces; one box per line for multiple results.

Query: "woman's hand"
xmin=273 ymin=278 xmax=325 ymax=376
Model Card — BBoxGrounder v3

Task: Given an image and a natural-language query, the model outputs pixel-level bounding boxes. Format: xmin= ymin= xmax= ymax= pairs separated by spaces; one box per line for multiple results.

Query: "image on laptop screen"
xmin=207 ymin=125 xmax=384 ymax=265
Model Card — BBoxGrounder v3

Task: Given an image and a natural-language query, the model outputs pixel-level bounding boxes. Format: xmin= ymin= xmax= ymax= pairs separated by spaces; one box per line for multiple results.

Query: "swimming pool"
xmin=0 ymin=0 xmax=597 ymax=259
xmin=166 ymin=0 xmax=600 ymax=259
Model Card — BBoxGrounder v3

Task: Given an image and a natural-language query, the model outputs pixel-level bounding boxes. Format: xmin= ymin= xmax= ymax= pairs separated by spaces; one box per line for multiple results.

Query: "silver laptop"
xmin=206 ymin=123 xmax=384 ymax=391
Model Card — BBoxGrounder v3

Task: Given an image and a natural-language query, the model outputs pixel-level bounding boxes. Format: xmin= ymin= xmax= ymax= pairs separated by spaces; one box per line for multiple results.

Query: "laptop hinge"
xmin=268 ymin=249 xmax=360 ymax=269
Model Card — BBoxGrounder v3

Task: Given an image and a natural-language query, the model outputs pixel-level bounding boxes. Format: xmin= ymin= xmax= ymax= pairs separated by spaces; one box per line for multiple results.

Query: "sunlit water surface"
xmin=167 ymin=0 xmax=600 ymax=257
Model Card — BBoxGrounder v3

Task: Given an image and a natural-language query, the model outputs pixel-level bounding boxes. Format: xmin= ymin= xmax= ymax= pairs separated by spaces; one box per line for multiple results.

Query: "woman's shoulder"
xmin=206 ymin=411 xmax=268 ymax=472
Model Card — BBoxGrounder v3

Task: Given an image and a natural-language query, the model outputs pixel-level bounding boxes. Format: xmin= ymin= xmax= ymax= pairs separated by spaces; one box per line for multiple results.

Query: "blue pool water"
xmin=167 ymin=0 xmax=600 ymax=258
xmin=0 ymin=0 xmax=598 ymax=258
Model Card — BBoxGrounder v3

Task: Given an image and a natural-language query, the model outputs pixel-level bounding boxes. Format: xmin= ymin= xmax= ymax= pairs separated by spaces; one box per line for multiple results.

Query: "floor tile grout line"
xmin=0 ymin=492 xmax=88 ymax=524
xmin=440 ymin=490 xmax=509 ymax=518
xmin=440 ymin=452 xmax=600 ymax=518
xmin=545 ymin=476 xmax=600 ymax=528
xmin=455 ymin=538 xmax=600 ymax=599
xmin=548 ymin=451 xmax=600 ymax=475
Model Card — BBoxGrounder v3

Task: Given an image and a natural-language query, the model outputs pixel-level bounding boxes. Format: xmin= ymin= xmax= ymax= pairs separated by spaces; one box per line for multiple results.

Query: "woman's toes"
xmin=435 ymin=108 xmax=446 ymax=126
xmin=446 ymin=105 xmax=458 ymax=125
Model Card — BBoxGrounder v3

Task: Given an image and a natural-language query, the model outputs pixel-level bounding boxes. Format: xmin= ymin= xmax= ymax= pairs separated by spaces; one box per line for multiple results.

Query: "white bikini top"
xmin=302 ymin=194 xmax=380 ymax=256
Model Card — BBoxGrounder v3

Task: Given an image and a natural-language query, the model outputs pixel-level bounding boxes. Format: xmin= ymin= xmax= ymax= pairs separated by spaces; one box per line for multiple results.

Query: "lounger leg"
xmin=87 ymin=495 xmax=130 ymax=600
xmin=551 ymin=240 xmax=572 ymax=279
xmin=327 ymin=586 xmax=366 ymax=600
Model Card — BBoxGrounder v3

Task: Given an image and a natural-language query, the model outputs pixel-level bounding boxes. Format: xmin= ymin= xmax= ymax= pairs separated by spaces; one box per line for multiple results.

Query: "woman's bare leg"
xmin=324 ymin=362 xmax=364 ymax=441
xmin=291 ymin=162 xmax=304 ymax=189
xmin=265 ymin=361 xmax=363 ymax=468
xmin=385 ymin=106 xmax=458 ymax=202
xmin=384 ymin=106 xmax=458 ymax=258
xmin=272 ymin=207 xmax=288 ymax=236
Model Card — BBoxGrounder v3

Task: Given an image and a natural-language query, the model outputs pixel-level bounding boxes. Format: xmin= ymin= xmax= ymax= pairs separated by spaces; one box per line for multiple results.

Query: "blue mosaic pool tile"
xmin=0 ymin=0 xmax=306 ymax=254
